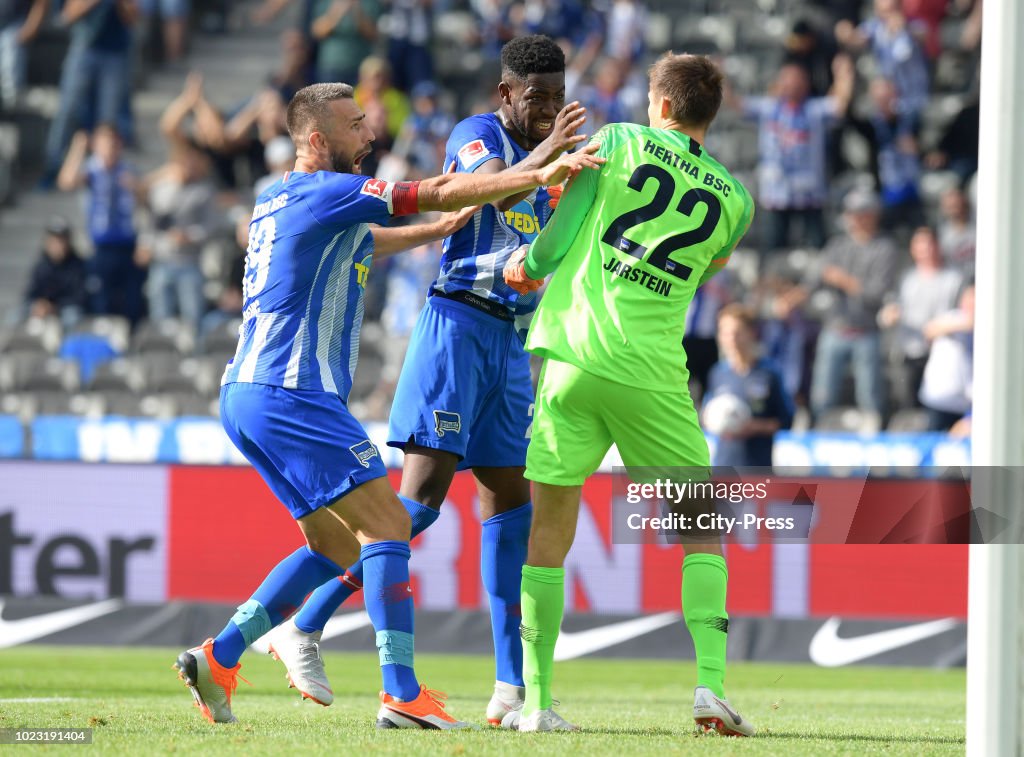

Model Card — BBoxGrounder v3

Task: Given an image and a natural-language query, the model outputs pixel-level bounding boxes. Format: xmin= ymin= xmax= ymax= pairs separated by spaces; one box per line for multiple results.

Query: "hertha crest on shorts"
xmin=433 ymin=410 xmax=462 ymax=437
xmin=349 ymin=439 xmax=380 ymax=468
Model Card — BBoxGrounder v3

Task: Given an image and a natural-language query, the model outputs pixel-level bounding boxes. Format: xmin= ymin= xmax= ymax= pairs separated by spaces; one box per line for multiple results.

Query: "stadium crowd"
xmin=0 ymin=0 xmax=982 ymax=440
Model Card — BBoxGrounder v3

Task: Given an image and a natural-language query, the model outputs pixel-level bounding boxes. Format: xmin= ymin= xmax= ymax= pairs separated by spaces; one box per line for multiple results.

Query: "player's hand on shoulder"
xmin=540 ymin=142 xmax=604 ymax=186
xmin=503 ymin=245 xmax=543 ymax=295
xmin=438 ymin=204 xmax=480 ymax=236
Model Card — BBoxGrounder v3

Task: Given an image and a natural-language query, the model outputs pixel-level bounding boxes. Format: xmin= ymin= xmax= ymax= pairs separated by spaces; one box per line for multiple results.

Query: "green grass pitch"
xmin=0 ymin=646 xmax=964 ymax=755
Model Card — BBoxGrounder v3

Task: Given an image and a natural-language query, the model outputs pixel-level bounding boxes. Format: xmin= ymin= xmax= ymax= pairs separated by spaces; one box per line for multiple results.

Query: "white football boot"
xmin=502 ymin=706 xmax=579 ymax=732
xmin=266 ymin=618 xmax=334 ymax=706
xmin=486 ymin=681 xmax=525 ymax=726
xmin=693 ymin=685 xmax=755 ymax=737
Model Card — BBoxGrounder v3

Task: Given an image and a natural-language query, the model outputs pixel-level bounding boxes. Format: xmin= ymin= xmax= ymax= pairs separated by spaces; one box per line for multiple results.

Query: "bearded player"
xmin=266 ymin=35 xmax=587 ymax=725
xmin=502 ymin=53 xmax=757 ymax=735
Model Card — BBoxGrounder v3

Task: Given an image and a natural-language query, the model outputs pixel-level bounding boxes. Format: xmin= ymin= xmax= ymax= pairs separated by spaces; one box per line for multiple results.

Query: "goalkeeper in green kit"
xmin=502 ymin=53 xmax=755 ymax=736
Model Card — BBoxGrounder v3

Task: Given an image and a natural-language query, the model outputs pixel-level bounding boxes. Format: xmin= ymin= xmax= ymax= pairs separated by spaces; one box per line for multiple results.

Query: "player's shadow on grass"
xmin=764 ymin=730 xmax=965 ymax=745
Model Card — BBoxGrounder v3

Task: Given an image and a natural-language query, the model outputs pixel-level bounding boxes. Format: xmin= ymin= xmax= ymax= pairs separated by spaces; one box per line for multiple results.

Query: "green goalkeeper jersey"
xmin=523 ymin=122 xmax=754 ymax=392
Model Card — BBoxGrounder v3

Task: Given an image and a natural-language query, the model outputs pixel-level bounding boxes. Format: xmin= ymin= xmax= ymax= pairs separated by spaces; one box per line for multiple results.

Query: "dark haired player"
xmin=172 ymin=82 xmax=602 ymax=729
xmin=503 ymin=53 xmax=756 ymax=734
xmin=267 ymin=35 xmax=587 ymax=727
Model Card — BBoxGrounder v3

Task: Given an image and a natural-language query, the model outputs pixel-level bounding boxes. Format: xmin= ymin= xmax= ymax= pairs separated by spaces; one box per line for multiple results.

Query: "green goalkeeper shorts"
xmin=525 ymin=358 xmax=710 ymax=486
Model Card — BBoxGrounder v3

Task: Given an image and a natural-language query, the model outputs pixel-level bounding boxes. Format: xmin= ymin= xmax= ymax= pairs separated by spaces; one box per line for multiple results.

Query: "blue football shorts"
xmin=387 ymin=295 xmax=533 ymax=470
xmin=221 ymin=382 xmax=387 ymax=519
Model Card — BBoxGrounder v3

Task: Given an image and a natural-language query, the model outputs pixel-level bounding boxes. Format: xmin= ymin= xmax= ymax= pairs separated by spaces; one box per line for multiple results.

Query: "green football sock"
xmin=682 ymin=553 xmax=729 ymax=698
xmin=520 ymin=564 xmax=565 ymax=716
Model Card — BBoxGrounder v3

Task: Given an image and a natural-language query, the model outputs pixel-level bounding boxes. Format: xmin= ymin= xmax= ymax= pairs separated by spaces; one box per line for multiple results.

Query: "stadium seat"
xmin=163 ymin=392 xmax=219 ymax=418
xmin=0 ymin=353 xmax=79 ymax=392
xmin=143 ymin=355 xmax=220 ymax=395
xmin=87 ymin=358 xmax=145 ymax=393
xmin=0 ymin=317 xmax=62 ymax=354
xmin=350 ymin=341 xmax=385 ymax=403
xmin=59 ymin=333 xmax=120 ymax=384
xmin=200 ymin=318 xmax=242 ymax=355
xmin=71 ymin=316 xmax=131 ymax=353
xmin=30 ymin=391 xmax=104 ymax=418
xmin=814 ymin=407 xmax=883 ymax=435
xmin=887 ymin=409 xmax=932 ymax=433
xmin=102 ymin=392 xmax=176 ymax=419
xmin=132 ymin=319 xmax=195 ymax=356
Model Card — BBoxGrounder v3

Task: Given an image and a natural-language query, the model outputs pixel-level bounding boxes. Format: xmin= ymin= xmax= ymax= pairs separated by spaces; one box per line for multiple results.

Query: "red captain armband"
xmin=391 ymin=181 xmax=420 ymax=217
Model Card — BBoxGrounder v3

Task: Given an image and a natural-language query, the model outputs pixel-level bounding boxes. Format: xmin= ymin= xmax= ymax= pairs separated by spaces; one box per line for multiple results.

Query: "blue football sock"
xmin=360 ymin=540 xmax=420 ymax=701
xmin=293 ymin=496 xmax=439 ymax=633
xmin=211 ymin=546 xmax=345 ymax=668
xmin=481 ymin=502 xmax=532 ymax=687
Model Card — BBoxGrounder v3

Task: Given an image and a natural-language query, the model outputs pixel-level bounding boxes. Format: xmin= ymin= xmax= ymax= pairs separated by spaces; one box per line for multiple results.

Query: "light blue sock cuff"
xmin=376 ymin=629 xmax=415 ymax=669
xmin=231 ymin=599 xmax=272 ymax=646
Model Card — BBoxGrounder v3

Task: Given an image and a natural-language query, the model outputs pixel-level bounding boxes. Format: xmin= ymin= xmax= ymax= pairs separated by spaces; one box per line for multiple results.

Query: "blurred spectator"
xmin=0 ymin=0 xmax=48 ymax=110
xmin=754 ymin=259 xmax=816 ymax=402
xmin=140 ymin=0 xmax=188 ymax=63
xmin=924 ymin=95 xmax=979 ymax=186
xmin=159 ymin=73 xmax=235 ymax=189
xmin=57 ymin=124 xmax=145 ymax=324
xmin=960 ymin=0 xmax=982 ymax=51
xmin=386 ymin=0 xmax=434 ymax=93
xmin=727 ymin=57 xmax=854 ymax=252
xmin=599 ymin=0 xmax=646 ymax=63
xmin=902 ymin=0 xmax=947 ymax=59
xmin=137 ymin=140 xmax=218 ymax=326
xmin=254 ymin=135 xmax=295 ymax=197
xmin=683 ymin=268 xmax=734 ymax=402
xmin=919 ymin=282 xmax=973 ymax=430
xmin=41 ymin=0 xmax=139 ymax=186
xmin=199 ymin=210 xmax=247 ymax=340
xmin=311 ymin=0 xmax=380 ymax=85
xmin=846 ymin=77 xmax=923 ymax=230
xmin=705 ymin=305 xmax=794 ymax=467
xmin=805 ymin=188 xmax=900 ymax=419
xmin=576 ymin=56 xmax=643 ymax=132
xmin=23 ymin=216 xmax=88 ymax=327
xmin=267 ymin=29 xmax=311 ymax=103
xmin=354 ymin=56 xmax=411 ymax=162
xmin=782 ymin=18 xmax=839 ymax=97
xmin=937 ymin=187 xmax=975 ymax=275
xmin=878 ymin=226 xmax=962 ymax=410
xmin=835 ymin=0 xmax=930 ymax=118
xmin=390 ymin=80 xmax=455 ymax=177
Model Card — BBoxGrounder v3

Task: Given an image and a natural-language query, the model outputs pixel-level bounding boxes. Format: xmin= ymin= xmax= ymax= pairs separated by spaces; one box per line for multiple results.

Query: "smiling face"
xmin=317 ymin=98 xmax=376 ymax=174
xmin=498 ymin=71 xmax=565 ymax=150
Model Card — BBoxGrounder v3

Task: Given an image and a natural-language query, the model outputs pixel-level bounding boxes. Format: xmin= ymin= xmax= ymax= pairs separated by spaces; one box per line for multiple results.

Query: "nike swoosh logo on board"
xmin=554 ymin=612 xmax=680 ymax=661
xmin=0 ymin=599 xmax=123 ymax=649
xmin=809 ymin=616 xmax=959 ymax=667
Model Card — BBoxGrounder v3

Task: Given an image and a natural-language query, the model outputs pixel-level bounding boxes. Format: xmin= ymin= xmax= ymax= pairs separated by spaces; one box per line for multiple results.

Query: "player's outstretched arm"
xmin=369 ymin=205 xmax=479 ymax=259
xmin=504 ymin=156 xmax=601 ymax=294
xmin=415 ymin=144 xmax=604 ymax=212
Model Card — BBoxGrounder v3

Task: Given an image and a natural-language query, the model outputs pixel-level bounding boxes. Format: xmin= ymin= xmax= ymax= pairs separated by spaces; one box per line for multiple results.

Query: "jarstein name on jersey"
xmin=603 ymin=258 xmax=672 ymax=297
xmin=642 ymin=141 xmax=733 ymax=197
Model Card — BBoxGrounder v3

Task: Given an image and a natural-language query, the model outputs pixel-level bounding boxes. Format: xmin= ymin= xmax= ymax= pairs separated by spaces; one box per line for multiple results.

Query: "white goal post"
xmin=966 ymin=0 xmax=1024 ymax=755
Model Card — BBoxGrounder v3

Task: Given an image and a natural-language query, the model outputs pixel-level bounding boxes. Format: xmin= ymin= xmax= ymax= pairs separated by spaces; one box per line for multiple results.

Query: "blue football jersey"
xmin=433 ymin=113 xmax=553 ymax=336
xmin=222 ymin=171 xmax=398 ymax=400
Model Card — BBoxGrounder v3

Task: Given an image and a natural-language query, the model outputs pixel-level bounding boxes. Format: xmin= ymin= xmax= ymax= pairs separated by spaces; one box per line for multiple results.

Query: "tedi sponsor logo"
xmin=0 ymin=512 xmax=155 ymax=598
